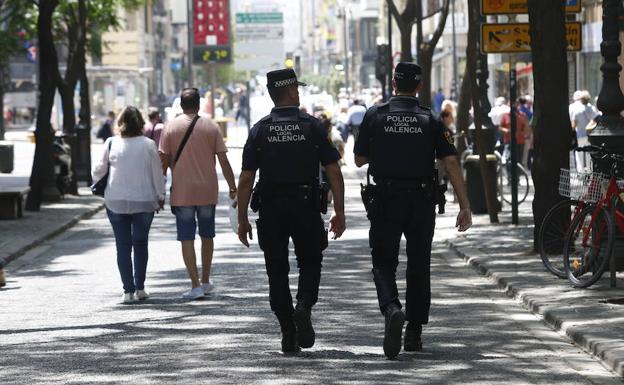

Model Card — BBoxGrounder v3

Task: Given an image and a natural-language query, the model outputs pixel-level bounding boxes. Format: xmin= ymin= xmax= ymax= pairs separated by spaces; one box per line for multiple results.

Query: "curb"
xmin=446 ymin=239 xmax=624 ymax=378
xmin=1 ymin=203 xmax=105 ymax=268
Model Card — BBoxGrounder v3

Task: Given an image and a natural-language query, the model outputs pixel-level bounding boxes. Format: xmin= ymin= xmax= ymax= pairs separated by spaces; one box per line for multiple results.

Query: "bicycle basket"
xmin=558 ymin=169 xmax=608 ymax=203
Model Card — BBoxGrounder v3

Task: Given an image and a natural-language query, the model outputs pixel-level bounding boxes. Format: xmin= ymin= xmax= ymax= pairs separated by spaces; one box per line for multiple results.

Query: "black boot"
xmin=278 ymin=316 xmax=300 ymax=354
xmin=293 ymin=304 xmax=315 ymax=349
xmin=383 ymin=304 xmax=405 ymax=359
xmin=404 ymin=323 xmax=422 ymax=352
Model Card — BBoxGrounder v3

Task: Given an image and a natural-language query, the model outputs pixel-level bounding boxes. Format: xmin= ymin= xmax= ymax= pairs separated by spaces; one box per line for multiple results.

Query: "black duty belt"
xmin=261 ymin=183 xmax=315 ymax=196
xmin=374 ymin=178 xmax=433 ymax=189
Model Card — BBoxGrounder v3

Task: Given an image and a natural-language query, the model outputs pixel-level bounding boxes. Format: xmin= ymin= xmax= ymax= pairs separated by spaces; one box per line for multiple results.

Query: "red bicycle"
xmin=562 ymin=146 xmax=624 ymax=288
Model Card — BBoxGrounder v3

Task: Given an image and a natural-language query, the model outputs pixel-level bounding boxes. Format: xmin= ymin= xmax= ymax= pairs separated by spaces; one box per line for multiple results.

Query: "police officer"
xmin=237 ymin=68 xmax=346 ymax=354
xmin=354 ymin=62 xmax=472 ymax=359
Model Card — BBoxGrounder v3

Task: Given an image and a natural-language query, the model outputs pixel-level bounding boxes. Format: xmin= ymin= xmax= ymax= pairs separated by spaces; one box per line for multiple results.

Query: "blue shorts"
xmin=173 ymin=205 xmax=216 ymax=241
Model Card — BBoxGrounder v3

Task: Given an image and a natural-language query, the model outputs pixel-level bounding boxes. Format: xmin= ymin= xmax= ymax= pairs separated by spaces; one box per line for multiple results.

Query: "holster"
xmin=250 ymin=183 xmax=262 ymax=213
xmin=437 ymin=183 xmax=447 ymax=214
xmin=317 ymin=182 xmax=330 ymax=214
xmin=434 ymin=172 xmax=447 ymax=214
xmin=361 ymin=182 xmax=382 ymax=220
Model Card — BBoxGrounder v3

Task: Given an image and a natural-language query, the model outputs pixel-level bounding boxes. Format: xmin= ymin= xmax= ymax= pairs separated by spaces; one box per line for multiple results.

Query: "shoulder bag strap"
xmin=106 ymin=138 xmax=113 ymax=172
xmin=173 ymin=115 xmax=200 ymax=165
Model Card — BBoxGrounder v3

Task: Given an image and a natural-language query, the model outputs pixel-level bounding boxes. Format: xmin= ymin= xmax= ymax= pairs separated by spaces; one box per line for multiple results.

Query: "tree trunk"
xmin=59 ymin=84 xmax=76 ymax=135
xmin=399 ymin=23 xmax=413 ymax=62
xmin=418 ymin=51 xmax=433 ymax=107
xmin=26 ymin=0 xmax=61 ymax=211
xmin=78 ymin=55 xmax=92 ymax=185
xmin=456 ymin=69 xmax=472 ymax=154
xmin=415 ymin=0 xmax=450 ymax=108
xmin=467 ymin=0 xmax=498 ymax=223
xmin=528 ymin=0 xmax=570 ymax=249
xmin=0 ymin=84 xmax=5 ymax=141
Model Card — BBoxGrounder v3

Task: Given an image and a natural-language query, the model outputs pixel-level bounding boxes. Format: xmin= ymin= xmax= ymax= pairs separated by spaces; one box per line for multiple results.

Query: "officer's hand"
xmin=456 ymin=208 xmax=472 ymax=232
xmin=238 ymin=220 xmax=253 ymax=247
xmin=329 ymin=212 xmax=346 ymax=240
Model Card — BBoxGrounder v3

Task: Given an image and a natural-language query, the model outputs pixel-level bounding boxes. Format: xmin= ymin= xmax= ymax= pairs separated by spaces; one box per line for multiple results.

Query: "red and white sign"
xmin=194 ymin=0 xmax=230 ymax=47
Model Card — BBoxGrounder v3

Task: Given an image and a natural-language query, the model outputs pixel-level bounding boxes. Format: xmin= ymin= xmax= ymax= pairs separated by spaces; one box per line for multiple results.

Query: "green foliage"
xmin=0 ymin=0 xmax=145 ymax=64
xmin=53 ymin=0 xmax=145 ymax=60
xmin=0 ymin=0 xmax=36 ymax=67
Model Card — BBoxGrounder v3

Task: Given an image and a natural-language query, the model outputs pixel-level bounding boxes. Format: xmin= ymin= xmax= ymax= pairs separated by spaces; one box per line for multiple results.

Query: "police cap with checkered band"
xmin=393 ymin=62 xmax=422 ymax=89
xmin=266 ymin=68 xmax=307 ymax=90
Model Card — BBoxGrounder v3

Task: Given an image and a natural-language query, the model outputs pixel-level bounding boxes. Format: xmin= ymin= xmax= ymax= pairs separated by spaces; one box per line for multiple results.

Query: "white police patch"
xmin=267 ymin=124 xmax=306 ymax=143
xmin=384 ymin=115 xmax=423 ymax=134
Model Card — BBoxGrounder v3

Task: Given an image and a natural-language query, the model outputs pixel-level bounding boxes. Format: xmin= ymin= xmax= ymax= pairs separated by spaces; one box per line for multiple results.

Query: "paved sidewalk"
xmin=0 ymin=187 xmax=104 ymax=266
xmin=439 ymin=200 xmax=624 ymax=377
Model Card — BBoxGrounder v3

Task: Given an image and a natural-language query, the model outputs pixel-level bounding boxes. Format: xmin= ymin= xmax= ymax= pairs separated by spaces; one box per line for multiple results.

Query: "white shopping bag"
xmin=229 ymin=198 xmax=238 ymax=233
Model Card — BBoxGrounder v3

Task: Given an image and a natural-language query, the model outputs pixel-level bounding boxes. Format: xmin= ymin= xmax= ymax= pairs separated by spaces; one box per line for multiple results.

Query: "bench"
xmin=0 ymin=187 xmax=30 ymax=219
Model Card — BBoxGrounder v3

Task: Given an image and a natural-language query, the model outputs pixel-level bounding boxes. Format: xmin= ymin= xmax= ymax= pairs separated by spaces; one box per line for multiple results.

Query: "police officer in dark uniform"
xmin=237 ymin=68 xmax=346 ymax=354
xmin=354 ymin=62 xmax=472 ymax=359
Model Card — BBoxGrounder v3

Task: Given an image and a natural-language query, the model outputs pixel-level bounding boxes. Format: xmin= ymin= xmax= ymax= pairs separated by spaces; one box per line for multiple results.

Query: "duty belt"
xmin=260 ymin=183 xmax=315 ymax=197
xmin=373 ymin=177 xmax=433 ymax=190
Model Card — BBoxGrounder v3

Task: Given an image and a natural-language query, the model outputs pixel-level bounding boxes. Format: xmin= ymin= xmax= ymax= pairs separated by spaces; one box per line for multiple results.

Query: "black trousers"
xmin=369 ymin=187 xmax=436 ymax=325
xmin=257 ymin=197 xmax=328 ymax=318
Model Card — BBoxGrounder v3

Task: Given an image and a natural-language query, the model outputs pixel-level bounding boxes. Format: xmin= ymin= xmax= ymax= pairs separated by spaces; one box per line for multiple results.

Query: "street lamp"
xmin=590 ymin=0 xmax=624 ymax=156
xmin=589 ymin=0 xmax=624 ymax=285
xmin=451 ymin=0 xmax=458 ymax=101
xmin=337 ymin=3 xmax=350 ymax=92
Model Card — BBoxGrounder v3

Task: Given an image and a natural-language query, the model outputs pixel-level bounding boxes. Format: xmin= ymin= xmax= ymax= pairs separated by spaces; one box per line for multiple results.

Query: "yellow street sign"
xmin=481 ymin=22 xmax=582 ymax=54
xmin=481 ymin=0 xmax=581 ymax=15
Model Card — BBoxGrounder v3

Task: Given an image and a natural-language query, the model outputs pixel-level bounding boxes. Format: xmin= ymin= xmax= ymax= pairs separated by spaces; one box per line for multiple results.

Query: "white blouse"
xmin=92 ymin=136 xmax=166 ymax=214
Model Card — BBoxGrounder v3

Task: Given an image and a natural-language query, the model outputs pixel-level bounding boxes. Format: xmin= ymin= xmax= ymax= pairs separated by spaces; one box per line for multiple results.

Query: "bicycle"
xmin=538 ymin=198 xmax=587 ymax=278
xmin=497 ymin=147 xmax=530 ymax=206
xmin=459 ymin=140 xmax=530 ymax=206
xmin=562 ymin=145 xmax=624 ymax=288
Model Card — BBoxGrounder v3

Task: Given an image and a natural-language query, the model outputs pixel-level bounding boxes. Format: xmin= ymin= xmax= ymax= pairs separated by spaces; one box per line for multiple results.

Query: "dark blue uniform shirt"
xmin=354 ymin=96 xmax=457 ymax=179
xmin=243 ymin=106 xmax=340 ymax=184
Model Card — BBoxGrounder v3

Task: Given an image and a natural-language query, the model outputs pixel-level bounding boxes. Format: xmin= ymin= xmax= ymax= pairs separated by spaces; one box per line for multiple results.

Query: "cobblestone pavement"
xmin=442 ymin=197 xmax=624 ymax=377
xmin=1 ymin=137 xmax=622 ymax=384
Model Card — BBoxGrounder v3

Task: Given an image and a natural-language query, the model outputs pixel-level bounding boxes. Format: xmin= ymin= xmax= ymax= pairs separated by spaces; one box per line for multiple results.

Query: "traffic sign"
xmin=234 ymin=12 xmax=284 ymax=72
xmin=235 ymin=12 xmax=283 ymax=24
xmin=481 ymin=22 xmax=582 ymax=54
xmin=481 ymin=0 xmax=581 ymax=15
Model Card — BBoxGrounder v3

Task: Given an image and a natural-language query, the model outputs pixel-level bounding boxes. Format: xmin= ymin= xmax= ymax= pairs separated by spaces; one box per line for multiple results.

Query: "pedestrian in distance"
xmin=159 ymin=88 xmax=238 ymax=300
xmin=500 ymin=103 xmax=530 ymax=167
xmin=237 ymin=68 xmax=346 ymax=354
xmin=96 ymin=111 xmax=115 ymax=142
xmin=0 ymin=260 xmax=6 ymax=288
xmin=569 ymin=90 xmax=598 ymax=171
xmin=144 ymin=106 xmax=164 ymax=147
xmin=354 ymin=62 xmax=472 ymax=359
xmin=92 ymin=107 xmax=166 ymax=304
xmin=346 ymin=99 xmax=367 ymax=141
xmin=433 ymin=88 xmax=446 ymax=114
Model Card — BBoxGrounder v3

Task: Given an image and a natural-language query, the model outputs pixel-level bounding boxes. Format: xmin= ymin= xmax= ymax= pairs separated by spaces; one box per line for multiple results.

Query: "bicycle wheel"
xmin=563 ymin=205 xmax=614 ymax=288
xmin=501 ymin=164 xmax=530 ymax=205
xmin=538 ymin=199 xmax=584 ymax=278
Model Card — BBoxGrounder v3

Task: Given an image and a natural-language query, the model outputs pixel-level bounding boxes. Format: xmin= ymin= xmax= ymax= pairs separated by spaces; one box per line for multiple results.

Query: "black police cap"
xmin=266 ymin=68 xmax=307 ymax=90
xmin=394 ymin=62 xmax=422 ymax=85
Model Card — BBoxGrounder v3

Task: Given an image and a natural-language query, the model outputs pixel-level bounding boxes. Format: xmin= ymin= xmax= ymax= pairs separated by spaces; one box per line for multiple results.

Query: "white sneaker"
xmin=135 ymin=290 xmax=150 ymax=300
xmin=121 ymin=293 xmax=136 ymax=304
xmin=202 ymin=282 xmax=215 ymax=294
xmin=182 ymin=287 xmax=205 ymax=300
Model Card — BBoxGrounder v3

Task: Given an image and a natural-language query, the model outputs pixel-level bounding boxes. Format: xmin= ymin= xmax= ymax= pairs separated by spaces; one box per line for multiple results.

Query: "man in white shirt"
xmin=346 ymin=100 xmax=367 ymax=140
xmin=569 ymin=90 xmax=598 ymax=170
